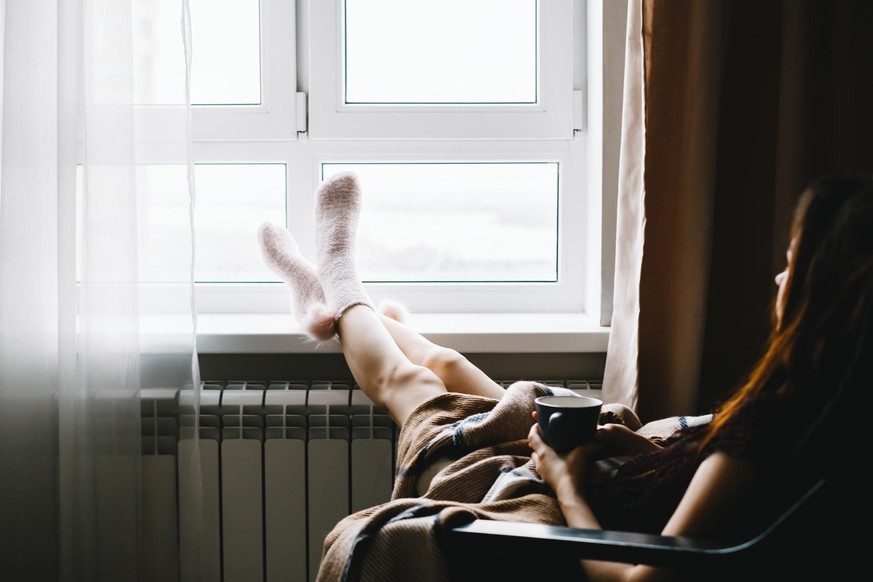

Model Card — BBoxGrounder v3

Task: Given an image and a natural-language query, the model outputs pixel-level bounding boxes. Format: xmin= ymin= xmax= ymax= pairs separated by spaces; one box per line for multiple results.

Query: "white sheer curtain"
xmin=602 ymin=0 xmax=645 ymax=410
xmin=0 ymin=1 xmax=199 ymax=580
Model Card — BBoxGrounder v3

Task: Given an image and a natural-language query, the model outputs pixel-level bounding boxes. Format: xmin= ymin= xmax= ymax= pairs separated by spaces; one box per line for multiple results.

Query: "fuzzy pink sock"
xmin=315 ymin=172 xmax=374 ymax=319
xmin=257 ymin=222 xmax=337 ymax=341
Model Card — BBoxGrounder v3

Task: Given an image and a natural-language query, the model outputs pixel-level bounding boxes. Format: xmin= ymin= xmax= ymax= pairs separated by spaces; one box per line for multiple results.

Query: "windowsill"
xmin=194 ymin=312 xmax=610 ymax=354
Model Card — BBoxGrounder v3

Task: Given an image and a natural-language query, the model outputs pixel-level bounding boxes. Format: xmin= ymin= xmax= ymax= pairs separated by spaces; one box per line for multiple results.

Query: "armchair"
xmin=445 ymin=474 xmax=861 ymax=581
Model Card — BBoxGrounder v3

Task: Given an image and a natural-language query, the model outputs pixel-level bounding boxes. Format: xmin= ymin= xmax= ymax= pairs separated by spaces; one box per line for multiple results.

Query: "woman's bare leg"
xmin=257 ymin=223 xmax=337 ymax=340
xmin=257 ymin=219 xmax=503 ymax=409
xmin=336 ymin=305 xmax=447 ymax=426
xmin=260 ymin=171 xmax=502 ymax=423
xmin=377 ymin=313 xmax=505 ymax=400
xmin=311 ymin=172 xmax=457 ymax=426
xmin=258 ymin=222 xmax=445 ymax=425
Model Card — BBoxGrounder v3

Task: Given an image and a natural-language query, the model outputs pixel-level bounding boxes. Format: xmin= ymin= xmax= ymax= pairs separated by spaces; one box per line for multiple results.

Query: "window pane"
xmin=322 ymin=162 xmax=558 ymax=282
xmin=112 ymin=164 xmax=283 ymax=283
xmin=344 ymin=0 xmax=537 ymax=104
xmin=133 ymin=0 xmax=261 ymax=105
xmin=190 ymin=164 xmax=285 ymax=282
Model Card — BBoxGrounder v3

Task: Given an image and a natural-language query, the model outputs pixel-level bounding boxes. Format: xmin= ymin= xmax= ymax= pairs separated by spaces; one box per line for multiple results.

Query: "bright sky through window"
xmin=344 ymin=0 xmax=537 ymax=104
xmin=133 ymin=0 xmax=261 ymax=105
xmin=323 ymin=162 xmax=558 ymax=282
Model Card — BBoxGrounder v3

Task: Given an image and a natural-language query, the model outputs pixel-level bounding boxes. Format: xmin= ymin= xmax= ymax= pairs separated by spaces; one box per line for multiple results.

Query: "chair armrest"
xmin=448 ymin=520 xmax=743 ymax=568
xmin=446 ymin=478 xmax=828 ymax=569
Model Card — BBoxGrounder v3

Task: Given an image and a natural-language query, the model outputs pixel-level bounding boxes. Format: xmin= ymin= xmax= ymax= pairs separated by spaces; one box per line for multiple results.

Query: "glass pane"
xmin=78 ymin=164 xmax=285 ymax=283
xmin=344 ymin=0 xmax=537 ymax=104
xmin=133 ymin=0 xmax=261 ymax=105
xmin=321 ymin=162 xmax=558 ymax=282
xmin=188 ymin=164 xmax=285 ymax=282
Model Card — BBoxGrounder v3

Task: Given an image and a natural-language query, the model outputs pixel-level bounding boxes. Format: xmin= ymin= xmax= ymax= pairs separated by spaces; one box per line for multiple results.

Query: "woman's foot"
xmin=314 ymin=172 xmax=374 ymax=320
xmin=257 ymin=222 xmax=337 ymax=341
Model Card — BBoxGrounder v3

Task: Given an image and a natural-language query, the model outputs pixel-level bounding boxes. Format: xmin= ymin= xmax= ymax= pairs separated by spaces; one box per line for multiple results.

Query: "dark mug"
xmin=534 ymin=395 xmax=603 ymax=453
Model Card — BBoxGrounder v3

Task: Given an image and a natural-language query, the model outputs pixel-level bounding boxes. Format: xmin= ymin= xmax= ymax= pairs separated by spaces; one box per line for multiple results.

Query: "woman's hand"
xmin=528 ymin=411 xmax=602 ymax=500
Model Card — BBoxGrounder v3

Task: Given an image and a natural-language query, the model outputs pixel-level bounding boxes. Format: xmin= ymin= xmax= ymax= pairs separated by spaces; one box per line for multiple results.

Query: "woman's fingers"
xmin=527 ymin=423 xmax=541 ymax=447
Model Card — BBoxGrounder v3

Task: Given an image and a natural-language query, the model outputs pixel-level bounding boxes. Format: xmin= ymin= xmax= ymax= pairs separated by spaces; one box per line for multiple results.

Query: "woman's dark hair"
xmin=701 ymin=173 xmax=873 ymax=451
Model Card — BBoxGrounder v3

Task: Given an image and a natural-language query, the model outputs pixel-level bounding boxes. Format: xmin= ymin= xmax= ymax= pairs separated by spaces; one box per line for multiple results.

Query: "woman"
xmin=258 ymin=172 xmax=871 ymax=582
xmin=529 ymin=173 xmax=872 ymax=580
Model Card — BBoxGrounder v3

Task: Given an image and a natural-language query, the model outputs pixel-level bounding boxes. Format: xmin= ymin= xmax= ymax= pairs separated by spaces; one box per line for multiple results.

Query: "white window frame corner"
xmin=133 ymin=0 xmax=299 ymax=144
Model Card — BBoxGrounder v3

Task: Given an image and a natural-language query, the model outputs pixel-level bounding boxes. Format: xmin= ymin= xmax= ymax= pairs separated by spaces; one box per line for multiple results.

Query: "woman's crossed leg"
xmin=257 ymin=172 xmax=504 ymax=427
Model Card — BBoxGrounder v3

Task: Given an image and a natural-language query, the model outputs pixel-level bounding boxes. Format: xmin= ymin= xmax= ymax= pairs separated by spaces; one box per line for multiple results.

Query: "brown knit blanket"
xmin=316 ymin=381 xmax=704 ymax=582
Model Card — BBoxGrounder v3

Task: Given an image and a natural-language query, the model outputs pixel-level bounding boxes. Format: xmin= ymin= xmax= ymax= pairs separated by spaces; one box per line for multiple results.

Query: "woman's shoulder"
xmin=704 ymin=388 xmax=823 ymax=468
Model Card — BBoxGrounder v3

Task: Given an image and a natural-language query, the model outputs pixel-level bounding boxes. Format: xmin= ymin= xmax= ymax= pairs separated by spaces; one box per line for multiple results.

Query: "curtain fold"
xmin=602 ymin=0 xmax=645 ymax=411
xmin=604 ymin=0 xmax=873 ymax=422
xmin=0 ymin=1 xmax=200 ymax=579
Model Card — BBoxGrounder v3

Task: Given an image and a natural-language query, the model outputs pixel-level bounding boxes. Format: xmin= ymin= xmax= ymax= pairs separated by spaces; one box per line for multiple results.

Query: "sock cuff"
xmin=334 ymin=299 xmax=376 ymax=320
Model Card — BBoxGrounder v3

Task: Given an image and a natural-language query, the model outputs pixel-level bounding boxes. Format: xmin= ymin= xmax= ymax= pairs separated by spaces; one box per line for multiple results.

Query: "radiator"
xmin=140 ymin=379 xmax=602 ymax=582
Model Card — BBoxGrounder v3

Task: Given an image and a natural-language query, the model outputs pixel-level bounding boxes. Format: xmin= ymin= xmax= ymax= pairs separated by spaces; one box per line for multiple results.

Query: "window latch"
xmin=296 ymin=92 xmax=307 ymax=135
xmin=573 ymin=90 xmax=585 ymax=136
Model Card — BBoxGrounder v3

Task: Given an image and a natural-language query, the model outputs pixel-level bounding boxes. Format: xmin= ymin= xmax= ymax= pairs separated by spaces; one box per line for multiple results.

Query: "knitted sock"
xmin=315 ymin=172 xmax=374 ymax=320
xmin=257 ymin=222 xmax=337 ymax=341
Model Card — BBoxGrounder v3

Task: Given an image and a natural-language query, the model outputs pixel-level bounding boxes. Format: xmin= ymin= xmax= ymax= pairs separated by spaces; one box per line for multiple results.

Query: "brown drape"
xmin=635 ymin=0 xmax=873 ymax=422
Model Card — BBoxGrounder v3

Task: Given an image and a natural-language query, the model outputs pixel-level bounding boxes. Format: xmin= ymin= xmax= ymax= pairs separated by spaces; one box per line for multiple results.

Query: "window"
xmin=89 ymin=0 xmax=615 ymax=321
xmin=322 ymin=162 xmax=559 ymax=283
xmin=137 ymin=163 xmax=287 ymax=283
xmin=132 ymin=0 xmax=298 ymax=142
xmin=309 ymin=0 xmax=575 ymax=139
xmin=134 ymin=0 xmax=262 ymax=106
xmin=344 ymin=1 xmax=537 ymax=105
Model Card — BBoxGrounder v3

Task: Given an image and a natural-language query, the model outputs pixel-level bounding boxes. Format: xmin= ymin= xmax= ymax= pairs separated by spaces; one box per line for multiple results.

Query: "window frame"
xmin=132 ymin=0 xmax=299 ymax=143
xmin=308 ymin=147 xmax=588 ymax=314
xmin=308 ymin=0 xmax=575 ymax=140
xmin=174 ymin=138 xmax=589 ymax=316
xmin=80 ymin=0 xmax=622 ymax=329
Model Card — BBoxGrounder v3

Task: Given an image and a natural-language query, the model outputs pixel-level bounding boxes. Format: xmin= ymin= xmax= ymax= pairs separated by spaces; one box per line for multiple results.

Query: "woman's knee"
xmin=371 ymin=361 xmax=445 ymax=402
xmin=370 ymin=363 xmax=446 ymax=427
xmin=393 ymin=362 xmax=445 ymax=390
xmin=422 ymin=346 xmax=468 ymax=381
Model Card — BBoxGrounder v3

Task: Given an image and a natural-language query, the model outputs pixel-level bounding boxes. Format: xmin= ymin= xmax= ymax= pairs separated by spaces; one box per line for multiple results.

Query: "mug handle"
xmin=548 ymin=412 xmax=565 ymax=447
